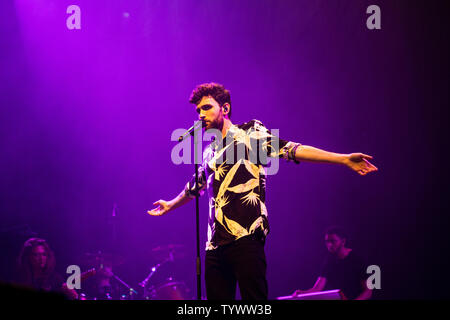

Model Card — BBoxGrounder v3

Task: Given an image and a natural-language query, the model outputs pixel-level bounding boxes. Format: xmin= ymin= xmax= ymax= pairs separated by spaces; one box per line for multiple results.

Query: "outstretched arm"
xmin=354 ymin=280 xmax=373 ymax=300
xmin=149 ymin=164 xmax=206 ymax=216
xmin=294 ymin=145 xmax=378 ymax=176
xmin=147 ymin=189 xmax=192 ymax=216
xmin=292 ymin=277 xmax=327 ymax=296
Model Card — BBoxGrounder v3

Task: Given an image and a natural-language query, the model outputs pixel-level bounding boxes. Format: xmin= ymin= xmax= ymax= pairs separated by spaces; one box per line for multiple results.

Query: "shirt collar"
xmin=210 ymin=124 xmax=238 ymax=151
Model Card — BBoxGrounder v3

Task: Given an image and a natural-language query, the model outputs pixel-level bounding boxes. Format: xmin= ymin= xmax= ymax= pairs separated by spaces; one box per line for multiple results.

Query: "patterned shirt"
xmin=185 ymin=119 xmax=301 ymax=250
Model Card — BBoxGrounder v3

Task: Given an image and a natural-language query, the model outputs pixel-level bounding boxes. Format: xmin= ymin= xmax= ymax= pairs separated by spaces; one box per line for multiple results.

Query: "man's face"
xmin=31 ymin=245 xmax=48 ymax=270
xmin=196 ymin=96 xmax=225 ymax=130
xmin=325 ymin=234 xmax=345 ymax=254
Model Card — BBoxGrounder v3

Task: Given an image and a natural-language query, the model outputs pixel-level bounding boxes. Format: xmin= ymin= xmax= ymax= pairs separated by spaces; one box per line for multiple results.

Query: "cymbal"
xmin=81 ymin=251 xmax=125 ymax=267
xmin=150 ymin=244 xmax=186 ymax=261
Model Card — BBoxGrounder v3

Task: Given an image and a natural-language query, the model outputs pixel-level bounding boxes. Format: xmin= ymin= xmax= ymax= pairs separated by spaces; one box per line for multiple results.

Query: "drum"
xmin=149 ymin=280 xmax=190 ymax=300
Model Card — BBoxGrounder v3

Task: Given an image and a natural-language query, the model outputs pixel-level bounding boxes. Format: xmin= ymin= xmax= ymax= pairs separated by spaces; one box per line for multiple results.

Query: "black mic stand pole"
xmin=194 ymin=125 xmax=202 ymax=300
xmin=178 ymin=120 xmax=203 ymax=300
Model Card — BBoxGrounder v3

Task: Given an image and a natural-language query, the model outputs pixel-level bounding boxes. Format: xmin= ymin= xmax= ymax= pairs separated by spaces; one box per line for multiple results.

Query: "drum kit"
xmin=77 ymin=244 xmax=192 ymax=300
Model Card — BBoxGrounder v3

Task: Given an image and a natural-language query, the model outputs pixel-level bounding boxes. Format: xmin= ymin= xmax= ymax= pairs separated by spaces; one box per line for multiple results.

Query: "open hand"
xmin=147 ymin=200 xmax=171 ymax=216
xmin=344 ymin=153 xmax=378 ymax=176
xmin=292 ymin=289 xmax=306 ymax=296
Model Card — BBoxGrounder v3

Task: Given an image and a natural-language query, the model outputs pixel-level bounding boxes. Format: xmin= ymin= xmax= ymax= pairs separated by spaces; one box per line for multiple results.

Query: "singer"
xmin=147 ymin=82 xmax=378 ymax=300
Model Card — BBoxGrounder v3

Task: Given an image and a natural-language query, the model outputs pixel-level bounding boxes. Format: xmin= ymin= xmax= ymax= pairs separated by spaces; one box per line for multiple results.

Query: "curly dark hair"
xmin=189 ymin=82 xmax=232 ymax=118
xmin=17 ymin=238 xmax=56 ymax=286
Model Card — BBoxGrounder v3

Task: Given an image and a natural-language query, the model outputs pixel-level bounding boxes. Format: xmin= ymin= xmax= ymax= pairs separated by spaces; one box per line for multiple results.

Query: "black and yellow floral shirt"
xmin=185 ymin=119 xmax=301 ymax=250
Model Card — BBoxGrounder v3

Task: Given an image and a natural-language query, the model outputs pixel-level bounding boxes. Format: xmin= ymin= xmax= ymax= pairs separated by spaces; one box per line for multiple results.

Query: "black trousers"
xmin=205 ymin=234 xmax=268 ymax=300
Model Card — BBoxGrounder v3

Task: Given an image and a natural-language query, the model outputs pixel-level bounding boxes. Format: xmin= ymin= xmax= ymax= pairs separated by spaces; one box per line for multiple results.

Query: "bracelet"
xmin=291 ymin=143 xmax=301 ymax=163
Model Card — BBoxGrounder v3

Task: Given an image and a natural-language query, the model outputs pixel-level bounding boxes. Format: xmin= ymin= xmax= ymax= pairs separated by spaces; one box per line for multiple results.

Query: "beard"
xmin=207 ymin=117 xmax=223 ymax=131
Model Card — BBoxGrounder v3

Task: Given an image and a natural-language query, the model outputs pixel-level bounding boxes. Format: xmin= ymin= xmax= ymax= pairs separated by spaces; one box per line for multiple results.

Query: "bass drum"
xmin=149 ymin=280 xmax=191 ymax=300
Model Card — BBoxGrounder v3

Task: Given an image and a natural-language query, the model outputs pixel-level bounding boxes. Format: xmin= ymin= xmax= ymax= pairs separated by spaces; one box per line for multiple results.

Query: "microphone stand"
xmin=111 ymin=272 xmax=138 ymax=299
xmin=194 ymin=142 xmax=201 ymax=300
xmin=179 ymin=121 xmax=203 ymax=300
xmin=109 ymin=203 xmax=137 ymax=299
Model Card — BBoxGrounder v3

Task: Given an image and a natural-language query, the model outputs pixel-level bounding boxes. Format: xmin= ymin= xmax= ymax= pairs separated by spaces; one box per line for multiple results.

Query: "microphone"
xmin=178 ymin=120 xmax=205 ymax=142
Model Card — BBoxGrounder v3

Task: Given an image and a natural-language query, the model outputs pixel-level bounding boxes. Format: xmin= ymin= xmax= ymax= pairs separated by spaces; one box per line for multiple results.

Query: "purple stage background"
xmin=1 ymin=0 xmax=448 ymax=299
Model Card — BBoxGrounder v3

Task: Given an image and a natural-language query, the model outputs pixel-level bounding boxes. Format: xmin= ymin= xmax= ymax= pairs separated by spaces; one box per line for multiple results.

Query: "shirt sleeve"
xmin=184 ymin=162 xmax=207 ymax=198
xmin=248 ymin=119 xmax=302 ymax=164
xmin=354 ymin=254 xmax=369 ymax=281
